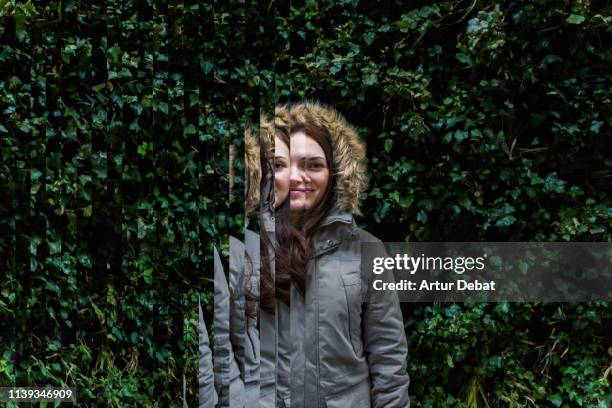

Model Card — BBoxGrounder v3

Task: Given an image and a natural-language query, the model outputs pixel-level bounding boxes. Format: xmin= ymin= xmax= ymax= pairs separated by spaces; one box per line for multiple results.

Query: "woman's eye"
xmin=307 ymin=162 xmax=325 ymax=170
xmin=275 ymin=161 xmax=287 ymax=170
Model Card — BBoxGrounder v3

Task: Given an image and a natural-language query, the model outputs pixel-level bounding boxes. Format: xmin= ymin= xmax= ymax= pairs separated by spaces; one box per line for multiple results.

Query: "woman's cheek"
xmin=275 ymin=169 xmax=290 ymax=205
xmin=312 ymin=171 xmax=329 ymax=208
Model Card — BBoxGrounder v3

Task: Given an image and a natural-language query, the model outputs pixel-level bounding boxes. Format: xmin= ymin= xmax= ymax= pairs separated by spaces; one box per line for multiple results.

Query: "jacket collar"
xmin=311 ymin=208 xmax=358 ymax=258
xmin=318 ymin=207 xmax=353 ymax=227
xmin=260 ymin=204 xmax=358 ymax=258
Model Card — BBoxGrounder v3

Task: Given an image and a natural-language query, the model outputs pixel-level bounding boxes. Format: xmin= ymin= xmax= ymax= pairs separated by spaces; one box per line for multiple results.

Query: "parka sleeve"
xmin=211 ymin=243 xmax=248 ymax=408
xmin=212 ymin=245 xmax=231 ymax=407
xmin=362 ymin=241 xmax=410 ymax=407
xmin=198 ymin=297 xmax=218 ymax=408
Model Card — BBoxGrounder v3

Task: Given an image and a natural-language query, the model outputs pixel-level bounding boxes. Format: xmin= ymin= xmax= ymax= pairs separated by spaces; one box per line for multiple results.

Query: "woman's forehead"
xmin=290 ymin=131 xmax=325 ymax=157
xmin=274 ymin=135 xmax=289 ymax=156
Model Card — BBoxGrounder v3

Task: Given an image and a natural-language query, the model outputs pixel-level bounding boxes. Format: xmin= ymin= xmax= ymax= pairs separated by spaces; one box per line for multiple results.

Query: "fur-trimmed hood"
xmin=274 ymin=101 xmax=367 ymax=215
xmin=244 ymin=126 xmax=260 ymax=214
xmin=245 ymin=115 xmax=275 ymax=215
xmin=258 ymin=114 xmax=275 ymax=213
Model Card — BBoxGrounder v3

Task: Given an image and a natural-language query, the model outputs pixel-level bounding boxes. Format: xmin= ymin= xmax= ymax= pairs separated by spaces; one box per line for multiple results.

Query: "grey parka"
xmin=268 ymin=102 xmax=410 ymax=407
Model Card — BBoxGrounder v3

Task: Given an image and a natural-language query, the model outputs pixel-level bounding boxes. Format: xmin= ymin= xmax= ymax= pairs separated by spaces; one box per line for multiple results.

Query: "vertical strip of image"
xmin=199 ymin=0 xmax=230 ymax=407
xmin=194 ymin=0 xmax=218 ymax=406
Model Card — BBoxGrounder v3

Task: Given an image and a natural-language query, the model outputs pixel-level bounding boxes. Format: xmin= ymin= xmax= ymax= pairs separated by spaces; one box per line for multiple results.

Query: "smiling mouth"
xmin=290 ymin=188 xmax=312 ymax=193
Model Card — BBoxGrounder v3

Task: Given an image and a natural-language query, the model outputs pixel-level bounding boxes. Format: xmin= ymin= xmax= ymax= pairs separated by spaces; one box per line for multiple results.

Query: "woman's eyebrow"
xmin=292 ymin=155 xmax=326 ymax=161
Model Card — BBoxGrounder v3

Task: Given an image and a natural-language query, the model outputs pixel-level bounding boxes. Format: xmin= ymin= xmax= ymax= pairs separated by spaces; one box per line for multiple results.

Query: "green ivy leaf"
xmin=566 ymin=14 xmax=586 ymax=25
xmin=495 ymin=215 xmax=516 ymax=227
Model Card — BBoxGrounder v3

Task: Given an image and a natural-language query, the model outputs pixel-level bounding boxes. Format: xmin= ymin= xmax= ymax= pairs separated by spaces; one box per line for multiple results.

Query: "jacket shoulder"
xmin=244 ymin=229 xmax=259 ymax=252
xmin=229 ymin=235 xmax=247 ymax=264
xmin=229 ymin=235 xmax=246 ymax=252
xmin=354 ymin=226 xmax=383 ymax=244
xmin=352 ymin=227 xmax=387 ymax=262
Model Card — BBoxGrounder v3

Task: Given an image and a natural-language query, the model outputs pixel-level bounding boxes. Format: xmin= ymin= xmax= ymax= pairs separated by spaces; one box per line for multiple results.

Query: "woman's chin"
xmin=289 ymin=200 xmax=307 ymax=212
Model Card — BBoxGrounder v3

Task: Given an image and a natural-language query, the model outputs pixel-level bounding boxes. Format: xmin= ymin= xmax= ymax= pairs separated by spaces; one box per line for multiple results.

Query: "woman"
xmin=267 ymin=101 xmax=410 ymax=407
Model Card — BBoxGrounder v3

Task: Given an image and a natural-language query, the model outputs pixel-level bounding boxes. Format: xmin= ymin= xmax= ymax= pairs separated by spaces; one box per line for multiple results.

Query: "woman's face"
xmin=289 ymin=130 xmax=330 ymax=212
xmin=274 ymin=135 xmax=290 ymax=208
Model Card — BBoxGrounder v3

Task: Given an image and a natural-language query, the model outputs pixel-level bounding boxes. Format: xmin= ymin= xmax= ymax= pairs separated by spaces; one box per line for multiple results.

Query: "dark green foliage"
xmin=1 ymin=0 xmax=610 ymax=406
xmin=0 ymin=0 xmax=261 ymax=405
xmin=273 ymin=0 xmax=611 ymax=406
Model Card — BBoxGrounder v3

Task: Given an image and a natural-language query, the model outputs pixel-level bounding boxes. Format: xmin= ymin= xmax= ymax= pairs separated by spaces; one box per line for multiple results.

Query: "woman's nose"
xmin=290 ymin=164 xmax=302 ymax=184
xmin=290 ymin=163 xmax=308 ymax=184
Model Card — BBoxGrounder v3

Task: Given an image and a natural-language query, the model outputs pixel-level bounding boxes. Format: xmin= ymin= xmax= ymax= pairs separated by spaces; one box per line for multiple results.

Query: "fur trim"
xmin=244 ymin=115 xmax=276 ymax=214
xmin=244 ymin=126 xmax=261 ymax=214
xmin=258 ymin=114 xmax=276 ymax=210
xmin=274 ymin=101 xmax=367 ymax=215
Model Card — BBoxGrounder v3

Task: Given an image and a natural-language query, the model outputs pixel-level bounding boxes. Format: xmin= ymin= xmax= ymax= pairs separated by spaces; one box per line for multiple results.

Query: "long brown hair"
xmin=282 ymin=122 xmax=336 ymax=299
xmin=259 ymin=125 xmax=291 ymax=312
xmin=260 ymin=121 xmax=337 ymax=310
